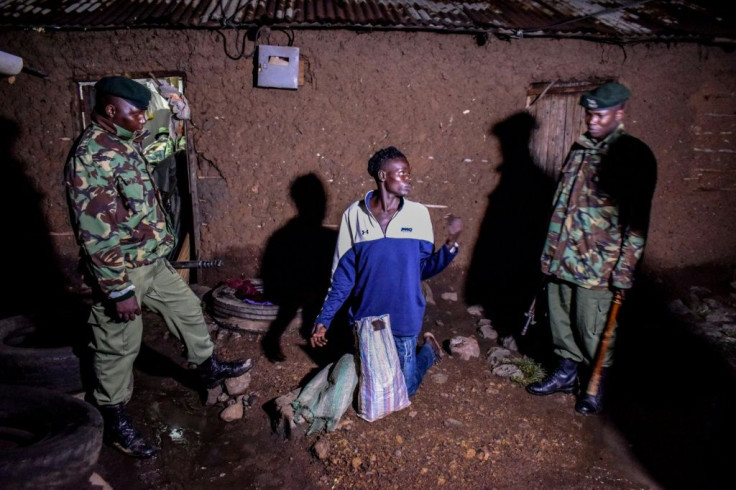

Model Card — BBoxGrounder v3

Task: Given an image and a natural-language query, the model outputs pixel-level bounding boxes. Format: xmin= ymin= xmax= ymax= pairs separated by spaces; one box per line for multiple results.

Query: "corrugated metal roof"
xmin=0 ymin=0 xmax=733 ymax=45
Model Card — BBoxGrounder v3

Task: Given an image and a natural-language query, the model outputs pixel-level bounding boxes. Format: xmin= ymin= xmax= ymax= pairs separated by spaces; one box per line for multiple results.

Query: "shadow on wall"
xmin=464 ymin=111 xmax=556 ymax=353
xmin=0 ymin=117 xmax=85 ymax=328
xmin=609 ymin=272 xmax=735 ymax=489
xmin=259 ymin=173 xmax=349 ymax=364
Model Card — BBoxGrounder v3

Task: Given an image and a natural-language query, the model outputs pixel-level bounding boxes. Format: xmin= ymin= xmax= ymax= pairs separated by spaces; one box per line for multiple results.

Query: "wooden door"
xmin=526 ymin=80 xmax=610 ymax=179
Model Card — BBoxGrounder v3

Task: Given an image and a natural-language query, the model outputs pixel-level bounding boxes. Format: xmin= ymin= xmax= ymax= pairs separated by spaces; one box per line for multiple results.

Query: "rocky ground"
xmin=84 ymin=268 xmax=736 ymax=490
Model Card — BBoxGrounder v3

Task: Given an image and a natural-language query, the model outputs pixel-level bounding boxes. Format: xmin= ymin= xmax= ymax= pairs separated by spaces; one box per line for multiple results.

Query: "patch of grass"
xmin=506 ymin=357 xmax=546 ymax=386
xmin=694 ymin=304 xmax=710 ymax=319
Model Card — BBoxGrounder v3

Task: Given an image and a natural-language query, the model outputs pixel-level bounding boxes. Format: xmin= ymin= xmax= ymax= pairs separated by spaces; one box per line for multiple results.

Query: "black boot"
xmin=98 ymin=403 xmax=157 ymax=458
xmin=198 ymin=355 xmax=254 ymax=388
xmin=575 ymin=368 xmax=607 ymax=415
xmin=526 ymin=358 xmax=579 ymax=396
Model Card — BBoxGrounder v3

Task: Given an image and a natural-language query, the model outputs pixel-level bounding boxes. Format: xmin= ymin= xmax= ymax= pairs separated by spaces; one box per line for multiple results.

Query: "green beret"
xmin=95 ymin=76 xmax=151 ymax=109
xmin=580 ymin=82 xmax=631 ymax=110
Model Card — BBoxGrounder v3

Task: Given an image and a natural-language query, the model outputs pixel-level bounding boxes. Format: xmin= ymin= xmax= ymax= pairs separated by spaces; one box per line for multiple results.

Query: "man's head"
xmin=368 ymin=146 xmax=412 ymax=197
xmin=580 ymin=82 xmax=630 ymax=140
xmin=94 ymin=76 xmax=151 ymax=134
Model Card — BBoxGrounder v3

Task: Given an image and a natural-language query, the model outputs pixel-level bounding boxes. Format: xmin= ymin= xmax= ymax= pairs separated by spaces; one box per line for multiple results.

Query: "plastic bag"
xmin=354 ymin=314 xmax=410 ymax=422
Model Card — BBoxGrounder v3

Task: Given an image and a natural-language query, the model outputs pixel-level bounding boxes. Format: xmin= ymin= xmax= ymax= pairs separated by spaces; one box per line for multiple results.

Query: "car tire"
xmin=0 ymin=385 xmax=103 ymax=489
xmin=211 ymin=279 xmax=280 ymax=321
xmin=0 ymin=315 xmax=83 ymax=393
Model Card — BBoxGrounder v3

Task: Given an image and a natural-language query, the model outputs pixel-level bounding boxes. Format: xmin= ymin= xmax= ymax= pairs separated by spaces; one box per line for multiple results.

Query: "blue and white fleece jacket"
xmin=315 ymin=191 xmax=458 ymax=337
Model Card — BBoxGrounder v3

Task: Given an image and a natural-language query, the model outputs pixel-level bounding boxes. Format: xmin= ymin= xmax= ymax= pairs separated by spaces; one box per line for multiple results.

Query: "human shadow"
xmin=607 ymin=272 xmax=735 ymax=489
xmin=260 ymin=173 xmax=351 ymax=365
xmin=134 ymin=342 xmax=202 ymax=392
xmin=0 ymin=117 xmax=87 ymax=333
xmin=464 ymin=112 xmax=556 ymax=356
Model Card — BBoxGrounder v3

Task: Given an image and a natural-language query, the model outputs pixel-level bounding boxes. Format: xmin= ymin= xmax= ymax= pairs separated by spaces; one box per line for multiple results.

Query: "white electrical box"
xmin=256 ymin=45 xmax=300 ymax=90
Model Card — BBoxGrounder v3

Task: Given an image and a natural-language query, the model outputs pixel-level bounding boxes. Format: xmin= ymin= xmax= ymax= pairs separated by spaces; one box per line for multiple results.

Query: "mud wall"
xmin=0 ymin=29 xmax=734 ymax=295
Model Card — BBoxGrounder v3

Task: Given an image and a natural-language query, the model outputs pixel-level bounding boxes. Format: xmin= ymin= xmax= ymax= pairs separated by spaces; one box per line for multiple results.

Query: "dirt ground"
xmin=85 ymin=268 xmax=735 ymax=490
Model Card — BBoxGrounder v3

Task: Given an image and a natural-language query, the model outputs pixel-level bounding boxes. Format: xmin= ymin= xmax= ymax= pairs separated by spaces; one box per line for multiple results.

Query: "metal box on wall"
xmin=256 ymin=45 xmax=300 ymax=90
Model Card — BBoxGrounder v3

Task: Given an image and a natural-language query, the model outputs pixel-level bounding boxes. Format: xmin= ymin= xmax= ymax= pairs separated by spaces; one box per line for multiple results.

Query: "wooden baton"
xmin=586 ymin=289 xmax=625 ymax=397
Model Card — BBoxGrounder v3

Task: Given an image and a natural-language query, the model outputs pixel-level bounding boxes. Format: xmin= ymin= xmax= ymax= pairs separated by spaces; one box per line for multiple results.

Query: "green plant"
xmin=506 ymin=357 xmax=546 ymax=386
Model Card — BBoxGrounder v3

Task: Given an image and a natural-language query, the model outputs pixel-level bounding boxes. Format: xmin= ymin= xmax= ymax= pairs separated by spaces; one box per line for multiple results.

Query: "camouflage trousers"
xmin=88 ymin=259 xmax=214 ymax=405
xmin=547 ymin=280 xmax=617 ymax=368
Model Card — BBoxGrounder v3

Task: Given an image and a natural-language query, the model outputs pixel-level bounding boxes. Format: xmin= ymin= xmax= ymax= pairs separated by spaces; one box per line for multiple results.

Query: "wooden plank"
xmin=561 ymin=95 xmax=578 ymax=175
xmin=548 ymin=96 xmax=562 ymax=179
xmin=177 ymin=232 xmax=191 ymax=283
xmin=542 ymin=98 xmax=554 ymax=176
xmin=527 ymin=79 xmax=606 ymax=96
xmin=536 ymin=98 xmax=550 ymax=175
xmin=527 ymin=103 xmax=542 ymax=174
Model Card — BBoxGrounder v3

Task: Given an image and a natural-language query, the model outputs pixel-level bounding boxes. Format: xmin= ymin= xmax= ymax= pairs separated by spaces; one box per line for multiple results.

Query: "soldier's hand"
xmin=115 ymin=296 xmax=141 ymax=323
xmin=310 ymin=324 xmax=328 ymax=348
xmin=610 ymin=287 xmax=627 ymax=302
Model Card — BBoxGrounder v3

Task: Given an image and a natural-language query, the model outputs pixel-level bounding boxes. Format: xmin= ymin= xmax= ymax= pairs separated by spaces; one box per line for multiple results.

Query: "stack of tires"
xmin=211 ymin=278 xmax=280 ymax=333
xmin=0 ymin=315 xmax=103 ymax=489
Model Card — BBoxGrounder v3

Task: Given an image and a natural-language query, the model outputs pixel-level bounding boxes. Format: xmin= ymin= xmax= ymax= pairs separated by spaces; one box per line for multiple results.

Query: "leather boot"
xmin=526 ymin=358 xmax=578 ymax=396
xmin=198 ymin=355 xmax=254 ymax=388
xmin=575 ymin=368 xmax=607 ymax=415
xmin=98 ymin=403 xmax=157 ymax=458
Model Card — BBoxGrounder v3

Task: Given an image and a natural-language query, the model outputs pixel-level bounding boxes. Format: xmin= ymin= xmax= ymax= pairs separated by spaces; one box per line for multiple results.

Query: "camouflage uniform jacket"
xmin=65 ymin=120 xmax=175 ymax=301
xmin=541 ymin=125 xmax=657 ymax=290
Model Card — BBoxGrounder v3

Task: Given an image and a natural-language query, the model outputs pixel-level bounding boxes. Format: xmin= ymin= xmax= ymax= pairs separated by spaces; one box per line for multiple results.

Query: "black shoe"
xmin=576 ymin=368 xmax=607 ymax=415
xmin=198 ymin=355 xmax=254 ymax=388
xmin=526 ymin=358 xmax=578 ymax=396
xmin=575 ymin=393 xmax=604 ymax=414
xmin=98 ymin=403 xmax=157 ymax=458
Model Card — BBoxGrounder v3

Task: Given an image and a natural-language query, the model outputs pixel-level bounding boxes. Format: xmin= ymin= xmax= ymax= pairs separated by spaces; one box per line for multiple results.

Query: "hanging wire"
xmin=213 ymin=25 xmax=270 ymax=60
xmin=213 ymin=27 xmax=251 ymax=60
xmin=210 ymin=0 xmax=296 ymax=60
xmin=268 ymin=27 xmax=295 ymax=47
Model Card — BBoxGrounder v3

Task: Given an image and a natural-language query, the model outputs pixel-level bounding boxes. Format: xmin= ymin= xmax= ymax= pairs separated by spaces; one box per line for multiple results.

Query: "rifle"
xmin=521 ymin=277 xmax=548 ymax=336
xmin=170 ymin=259 xmax=223 ymax=269
xmin=521 ymin=296 xmax=537 ymax=336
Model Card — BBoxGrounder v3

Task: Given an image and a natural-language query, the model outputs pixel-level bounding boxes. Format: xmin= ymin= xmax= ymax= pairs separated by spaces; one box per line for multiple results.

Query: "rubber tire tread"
xmin=213 ymin=305 xmax=278 ymax=321
xmin=211 ymin=284 xmax=279 ymax=320
xmin=0 ymin=385 xmax=103 ymax=489
xmin=0 ymin=315 xmax=83 ymax=393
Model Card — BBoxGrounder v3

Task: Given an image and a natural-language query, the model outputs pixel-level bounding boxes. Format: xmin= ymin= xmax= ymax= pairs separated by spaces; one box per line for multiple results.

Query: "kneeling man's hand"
xmin=310 ymin=324 xmax=328 ymax=348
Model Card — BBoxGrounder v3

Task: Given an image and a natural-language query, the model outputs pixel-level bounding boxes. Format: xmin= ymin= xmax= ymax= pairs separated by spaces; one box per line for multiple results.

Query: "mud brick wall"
xmin=0 ymin=30 xmax=734 ymax=294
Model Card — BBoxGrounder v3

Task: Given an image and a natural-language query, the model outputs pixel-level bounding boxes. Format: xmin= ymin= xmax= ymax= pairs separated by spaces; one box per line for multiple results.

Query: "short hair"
xmin=367 ymin=146 xmax=406 ymax=179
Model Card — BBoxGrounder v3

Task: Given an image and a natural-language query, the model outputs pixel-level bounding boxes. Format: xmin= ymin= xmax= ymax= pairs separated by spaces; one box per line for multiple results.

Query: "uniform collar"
xmin=578 ymin=123 xmax=626 ymax=150
xmin=91 ymin=110 xmax=147 ymax=142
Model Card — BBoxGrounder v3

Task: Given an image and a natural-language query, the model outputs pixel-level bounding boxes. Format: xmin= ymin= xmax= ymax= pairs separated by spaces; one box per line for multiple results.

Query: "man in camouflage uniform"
xmin=65 ymin=76 xmax=252 ymax=457
xmin=526 ymin=82 xmax=657 ymax=414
